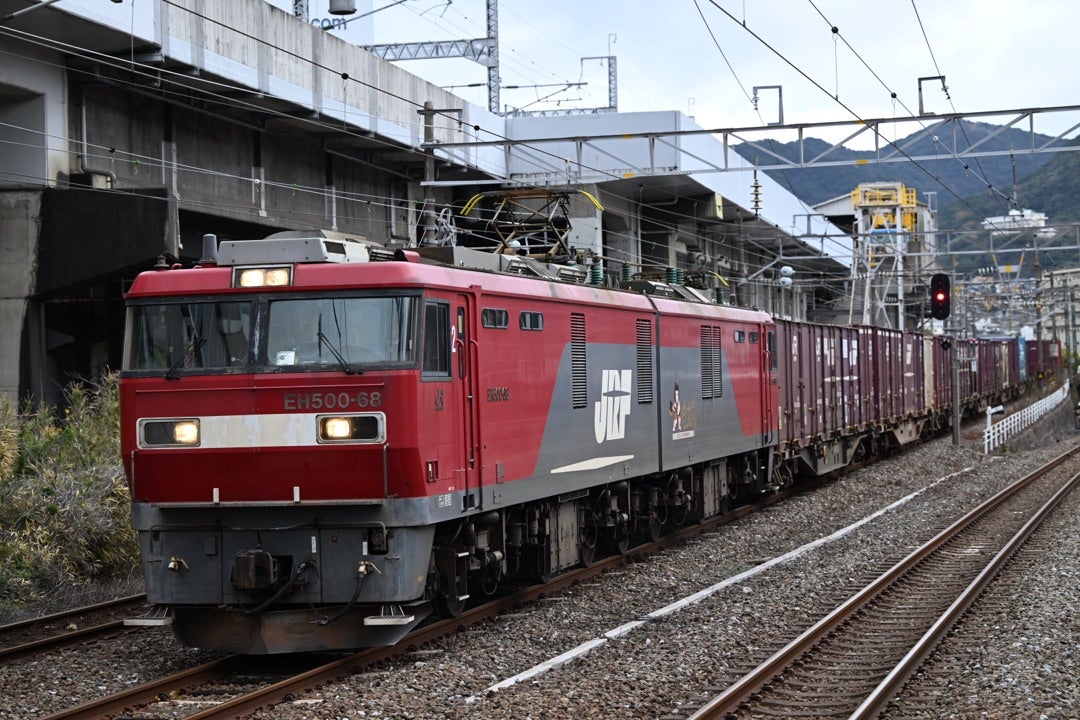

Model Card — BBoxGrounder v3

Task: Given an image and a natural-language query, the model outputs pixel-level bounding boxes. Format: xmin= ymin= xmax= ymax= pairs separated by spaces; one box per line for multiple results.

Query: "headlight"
xmin=322 ymin=417 xmax=353 ymax=440
xmin=317 ymin=414 xmax=384 ymax=443
xmin=234 ymin=266 xmax=292 ymax=287
xmin=140 ymin=418 xmax=201 ymax=447
xmin=172 ymin=421 xmax=200 ymax=444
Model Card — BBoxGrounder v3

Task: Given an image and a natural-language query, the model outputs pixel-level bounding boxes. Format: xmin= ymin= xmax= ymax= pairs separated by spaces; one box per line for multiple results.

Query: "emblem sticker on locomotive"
xmin=594 ymin=369 xmax=631 ymax=443
xmin=669 ymin=380 xmax=696 ymax=440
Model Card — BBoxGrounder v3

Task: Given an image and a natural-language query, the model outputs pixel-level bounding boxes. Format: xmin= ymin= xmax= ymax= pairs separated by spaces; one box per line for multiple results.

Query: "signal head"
xmin=929 ymin=273 xmax=951 ymax=320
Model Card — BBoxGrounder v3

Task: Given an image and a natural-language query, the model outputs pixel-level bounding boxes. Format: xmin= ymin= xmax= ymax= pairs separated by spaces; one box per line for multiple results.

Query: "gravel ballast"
xmin=3 ymin=418 xmax=1078 ymax=720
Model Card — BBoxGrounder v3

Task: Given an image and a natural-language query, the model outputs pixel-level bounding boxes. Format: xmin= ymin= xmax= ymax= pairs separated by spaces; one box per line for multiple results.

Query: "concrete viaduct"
xmin=0 ymin=0 xmax=845 ymax=405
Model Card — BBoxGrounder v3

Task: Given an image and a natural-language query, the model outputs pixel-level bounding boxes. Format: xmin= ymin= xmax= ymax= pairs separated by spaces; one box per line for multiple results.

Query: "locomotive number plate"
xmin=284 ymin=391 xmax=383 ymax=410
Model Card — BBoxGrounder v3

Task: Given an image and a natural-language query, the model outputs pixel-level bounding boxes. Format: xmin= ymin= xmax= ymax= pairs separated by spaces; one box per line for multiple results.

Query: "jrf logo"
xmin=594 ymin=369 xmax=632 ymax=443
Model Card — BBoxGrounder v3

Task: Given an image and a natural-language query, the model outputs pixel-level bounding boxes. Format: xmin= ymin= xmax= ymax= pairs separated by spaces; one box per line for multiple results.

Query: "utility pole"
xmin=951 ymin=341 xmax=961 ymax=446
xmin=1034 ymin=232 xmax=1042 ymax=378
xmin=416 ymin=102 xmax=462 ymax=244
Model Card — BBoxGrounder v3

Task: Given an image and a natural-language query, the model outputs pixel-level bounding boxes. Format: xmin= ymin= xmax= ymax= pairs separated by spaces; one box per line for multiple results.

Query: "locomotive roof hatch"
xmin=207 ymin=227 xmax=594 ymax=285
xmin=214 ymin=230 xmax=382 ymax=266
xmin=412 ymin=245 xmax=589 ymax=284
xmin=192 ymin=189 xmax=720 ymax=304
xmin=622 ymin=279 xmax=716 ymax=303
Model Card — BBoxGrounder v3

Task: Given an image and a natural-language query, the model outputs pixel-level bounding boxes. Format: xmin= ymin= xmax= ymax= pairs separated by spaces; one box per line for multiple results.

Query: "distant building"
xmin=1039 ymin=268 xmax=1080 ymax=375
xmin=982 ymin=208 xmax=1056 ymax=239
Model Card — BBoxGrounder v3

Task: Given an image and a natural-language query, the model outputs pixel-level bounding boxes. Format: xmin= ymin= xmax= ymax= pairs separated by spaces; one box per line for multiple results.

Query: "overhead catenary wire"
xmin=2 ymin=0 xmax=1062 ymax=280
xmin=153 ymin=0 xmax=787 ymax=219
xmin=804 ymin=0 xmax=1011 ymax=220
xmin=0 ymin=3 xmax=817 ymax=265
xmin=701 ymin=0 xmax=1012 ymax=234
xmin=688 ymin=0 xmax=818 ymax=221
xmin=907 ymin=0 xmax=1008 ymax=217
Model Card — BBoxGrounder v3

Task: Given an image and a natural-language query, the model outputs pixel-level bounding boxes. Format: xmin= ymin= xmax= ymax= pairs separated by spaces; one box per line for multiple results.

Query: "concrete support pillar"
xmin=0 ymin=191 xmax=41 ymax=403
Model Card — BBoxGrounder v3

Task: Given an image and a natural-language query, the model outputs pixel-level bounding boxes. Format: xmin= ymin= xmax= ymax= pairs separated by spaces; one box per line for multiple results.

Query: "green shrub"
xmin=0 ymin=373 xmax=139 ymax=613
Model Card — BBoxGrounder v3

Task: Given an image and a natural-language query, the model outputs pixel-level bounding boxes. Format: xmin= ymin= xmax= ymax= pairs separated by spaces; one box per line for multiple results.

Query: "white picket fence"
xmin=983 ymin=382 xmax=1072 ymax=453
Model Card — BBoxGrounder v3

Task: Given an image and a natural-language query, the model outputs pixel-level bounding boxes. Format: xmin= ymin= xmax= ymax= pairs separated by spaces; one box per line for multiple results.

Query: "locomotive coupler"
xmin=232 ymin=548 xmax=278 ymax=590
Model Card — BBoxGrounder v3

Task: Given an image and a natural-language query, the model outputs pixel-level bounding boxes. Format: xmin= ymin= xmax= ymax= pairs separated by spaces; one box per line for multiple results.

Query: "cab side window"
xmin=423 ymin=301 xmax=451 ymax=376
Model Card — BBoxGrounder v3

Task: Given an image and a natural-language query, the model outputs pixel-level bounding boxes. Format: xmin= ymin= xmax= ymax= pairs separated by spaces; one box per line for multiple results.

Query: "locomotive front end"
xmin=120 ymin=234 xmax=438 ymax=653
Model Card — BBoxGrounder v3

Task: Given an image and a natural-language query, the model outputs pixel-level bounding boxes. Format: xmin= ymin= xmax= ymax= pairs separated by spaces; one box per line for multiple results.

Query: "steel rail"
xmin=146 ymin=496 xmax=787 ymax=719
xmin=41 ymin=656 xmax=241 ymax=720
xmin=686 ymin=443 xmax=1080 ymax=719
xmin=36 ymin=480 xmax=804 ymax=720
xmin=30 ymin=443 xmax=912 ymax=719
xmin=0 ymin=594 xmax=145 ymax=635
xmin=0 ymin=595 xmax=147 ymax=662
xmin=850 ymin=467 xmax=1080 ymax=719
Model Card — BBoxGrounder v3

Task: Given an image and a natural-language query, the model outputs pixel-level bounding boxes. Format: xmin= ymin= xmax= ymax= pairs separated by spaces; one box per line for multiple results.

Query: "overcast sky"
xmin=274 ymin=0 xmax=1080 ymax=146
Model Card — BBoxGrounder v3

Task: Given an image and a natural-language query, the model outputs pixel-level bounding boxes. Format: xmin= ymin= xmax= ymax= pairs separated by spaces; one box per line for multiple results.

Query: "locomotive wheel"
xmin=434 ymin=570 xmax=466 ymax=618
xmin=579 ymin=541 xmax=595 ymax=566
xmin=615 ymin=525 xmax=630 ymax=554
xmin=647 ymin=514 xmax=663 ymax=542
xmin=579 ymin=510 xmax=599 ymax=566
xmin=653 ymin=494 xmax=670 ymax=526
xmin=480 ymin=563 xmax=500 ymax=596
xmin=608 ymin=519 xmax=631 ymax=554
xmin=668 ymin=500 xmax=689 ymax=527
xmin=665 ymin=474 xmax=690 ymax=527
xmin=773 ymin=461 xmax=794 ymax=489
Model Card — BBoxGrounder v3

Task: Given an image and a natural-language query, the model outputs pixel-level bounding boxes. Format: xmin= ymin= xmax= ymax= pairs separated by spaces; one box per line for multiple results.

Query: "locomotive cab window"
xmin=423 ymin=301 xmax=451 ymax=376
xmin=125 ymin=300 xmax=254 ymax=372
xmin=125 ymin=295 xmax=418 ymax=375
xmin=267 ymin=296 xmax=416 ymax=369
xmin=734 ymin=330 xmax=746 ymax=343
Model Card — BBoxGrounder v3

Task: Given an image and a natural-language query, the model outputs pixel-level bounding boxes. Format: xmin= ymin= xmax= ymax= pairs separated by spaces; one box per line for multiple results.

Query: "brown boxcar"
xmin=775 ymin=320 xmax=868 ymax=450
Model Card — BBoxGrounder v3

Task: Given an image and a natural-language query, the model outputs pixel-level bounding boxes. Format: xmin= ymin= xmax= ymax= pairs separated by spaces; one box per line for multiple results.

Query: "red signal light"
xmin=929 ymin=274 xmax=951 ymax=320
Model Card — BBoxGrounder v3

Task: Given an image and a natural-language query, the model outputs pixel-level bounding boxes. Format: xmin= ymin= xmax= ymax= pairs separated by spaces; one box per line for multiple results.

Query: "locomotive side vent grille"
xmin=701 ymin=325 xmax=723 ymax=399
xmin=571 ymin=313 xmax=587 ymax=408
xmin=636 ymin=319 xmax=654 ymax=404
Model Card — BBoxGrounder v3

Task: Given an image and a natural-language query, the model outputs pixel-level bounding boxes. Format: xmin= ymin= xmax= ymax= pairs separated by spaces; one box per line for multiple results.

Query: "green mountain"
xmin=736 ymin=121 xmax=1080 ymax=276
xmin=735 ymin=119 xmax=1055 ymax=206
xmin=926 ymin=137 xmax=1080 ymax=276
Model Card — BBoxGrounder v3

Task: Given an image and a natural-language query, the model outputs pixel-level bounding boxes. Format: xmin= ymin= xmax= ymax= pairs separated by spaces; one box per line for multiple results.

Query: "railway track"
xmin=676 ymin=444 xmax=1080 ymax=720
xmin=43 ymin=568 xmax=640 ymax=719
xmin=15 ymin=435 xmax=1059 ymax=719
xmin=33 ymin=486 xmax=807 ymax=720
xmin=881 ymin=505 xmax=1078 ymax=717
xmin=0 ymin=595 xmax=148 ymax=662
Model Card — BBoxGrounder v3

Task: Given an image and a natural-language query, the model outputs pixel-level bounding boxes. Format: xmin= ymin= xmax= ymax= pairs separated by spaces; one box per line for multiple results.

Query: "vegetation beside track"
xmin=0 ymin=374 xmax=139 ymax=621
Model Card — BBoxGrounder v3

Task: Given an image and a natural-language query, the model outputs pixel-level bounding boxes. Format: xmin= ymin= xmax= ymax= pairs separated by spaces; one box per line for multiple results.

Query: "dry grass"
xmin=0 ymin=373 xmax=140 ymax=623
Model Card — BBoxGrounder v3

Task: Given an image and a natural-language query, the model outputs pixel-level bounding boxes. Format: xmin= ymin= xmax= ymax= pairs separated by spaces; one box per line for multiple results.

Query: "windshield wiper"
xmin=165 ymin=334 xmax=206 ymax=380
xmin=317 ymin=317 xmax=361 ymax=375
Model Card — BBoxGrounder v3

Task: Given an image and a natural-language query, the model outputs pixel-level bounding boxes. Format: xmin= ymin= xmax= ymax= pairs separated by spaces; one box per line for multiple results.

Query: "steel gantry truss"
xmin=363 ymin=0 xmax=500 ymax=114
xmin=360 ymin=0 xmax=617 ymax=118
xmin=422 ymin=105 xmax=1080 ymax=185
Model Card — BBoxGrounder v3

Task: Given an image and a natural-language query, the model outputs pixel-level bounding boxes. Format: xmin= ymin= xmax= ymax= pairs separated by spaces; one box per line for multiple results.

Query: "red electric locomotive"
xmin=120 ymin=230 xmax=779 ymax=653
